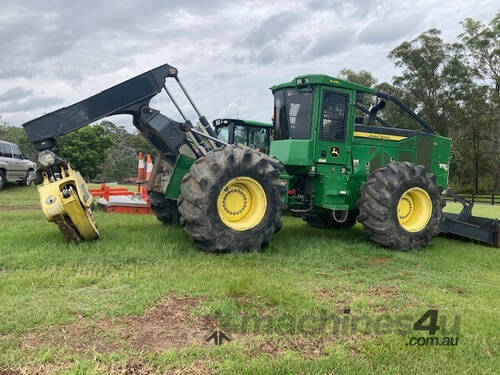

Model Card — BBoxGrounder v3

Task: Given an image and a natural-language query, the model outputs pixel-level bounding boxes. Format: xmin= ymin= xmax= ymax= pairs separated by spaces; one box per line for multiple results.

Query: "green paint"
xmin=165 ymin=154 xmax=194 ymax=200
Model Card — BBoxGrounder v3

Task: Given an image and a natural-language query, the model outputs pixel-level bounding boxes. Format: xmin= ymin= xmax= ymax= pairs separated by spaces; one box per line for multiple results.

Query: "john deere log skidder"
xmin=22 ymin=63 xmax=499 ymax=250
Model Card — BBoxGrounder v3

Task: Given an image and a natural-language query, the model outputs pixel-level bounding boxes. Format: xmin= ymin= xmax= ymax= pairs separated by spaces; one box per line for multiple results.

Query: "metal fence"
xmin=444 ymin=194 xmax=500 ymax=205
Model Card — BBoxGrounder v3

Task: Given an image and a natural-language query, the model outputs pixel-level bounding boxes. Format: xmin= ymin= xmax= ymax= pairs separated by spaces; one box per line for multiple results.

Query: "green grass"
xmin=0 ymin=182 xmax=499 ymax=374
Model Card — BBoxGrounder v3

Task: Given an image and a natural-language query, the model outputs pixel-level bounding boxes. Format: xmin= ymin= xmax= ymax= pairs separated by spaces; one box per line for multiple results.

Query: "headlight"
xmin=38 ymin=151 xmax=56 ymax=167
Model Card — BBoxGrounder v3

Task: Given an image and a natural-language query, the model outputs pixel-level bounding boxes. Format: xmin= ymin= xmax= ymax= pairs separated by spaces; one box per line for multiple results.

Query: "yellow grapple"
xmin=37 ymin=164 xmax=99 ymax=241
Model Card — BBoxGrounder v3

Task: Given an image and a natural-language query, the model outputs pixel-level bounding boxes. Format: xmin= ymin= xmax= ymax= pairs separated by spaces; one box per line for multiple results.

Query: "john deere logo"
xmin=330 ymin=146 xmax=340 ymax=157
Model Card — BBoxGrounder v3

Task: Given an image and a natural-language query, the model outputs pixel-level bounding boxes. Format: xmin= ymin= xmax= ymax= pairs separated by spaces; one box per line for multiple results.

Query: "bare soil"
xmin=23 ymin=294 xmax=217 ymax=354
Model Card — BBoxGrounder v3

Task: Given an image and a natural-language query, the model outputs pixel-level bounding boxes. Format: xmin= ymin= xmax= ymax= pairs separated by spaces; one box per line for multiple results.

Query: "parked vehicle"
xmin=0 ymin=140 xmax=36 ymax=190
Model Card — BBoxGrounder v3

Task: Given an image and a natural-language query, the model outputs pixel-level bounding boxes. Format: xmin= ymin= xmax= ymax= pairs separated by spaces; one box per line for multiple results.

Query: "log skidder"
xmin=357 ymin=162 xmax=445 ymax=250
xmin=178 ymin=145 xmax=286 ymax=252
xmin=21 ymin=63 xmax=499 ymax=249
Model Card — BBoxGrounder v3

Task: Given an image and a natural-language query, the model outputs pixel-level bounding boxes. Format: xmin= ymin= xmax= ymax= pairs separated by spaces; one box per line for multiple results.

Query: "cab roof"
xmin=270 ymin=74 xmax=376 ymax=94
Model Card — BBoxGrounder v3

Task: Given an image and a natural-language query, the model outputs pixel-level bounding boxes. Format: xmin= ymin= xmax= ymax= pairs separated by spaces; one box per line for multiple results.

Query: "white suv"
xmin=0 ymin=140 xmax=37 ymax=190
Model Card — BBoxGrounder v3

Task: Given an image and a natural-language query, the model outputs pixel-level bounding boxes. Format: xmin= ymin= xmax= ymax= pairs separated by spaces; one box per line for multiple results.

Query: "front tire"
xmin=178 ymin=145 xmax=286 ymax=253
xmin=0 ymin=170 xmax=5 ymax=191
xmin=357 ymin=162 xmax=444 ymax=250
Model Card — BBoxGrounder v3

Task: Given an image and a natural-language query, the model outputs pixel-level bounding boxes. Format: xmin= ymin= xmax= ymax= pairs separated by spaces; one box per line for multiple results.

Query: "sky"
xmin=0 ymin=0 xmax=497 ymax=131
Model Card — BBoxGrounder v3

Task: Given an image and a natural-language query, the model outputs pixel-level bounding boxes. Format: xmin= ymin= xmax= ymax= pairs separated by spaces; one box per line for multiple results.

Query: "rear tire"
xmin=357 ymin=162 xmax=444 ymax=250
xmin=148 ymin=191 xmax=180 ymax=225
xmin=178 ymin=145 xmax=286 ymax=253
xmin=306 ymin=209 xmax=359 ymax=229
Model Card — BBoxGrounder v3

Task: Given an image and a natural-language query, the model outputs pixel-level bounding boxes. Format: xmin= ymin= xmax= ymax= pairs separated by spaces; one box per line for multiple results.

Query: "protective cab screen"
xmin=321 ymin=91 xmax=348 ymax=141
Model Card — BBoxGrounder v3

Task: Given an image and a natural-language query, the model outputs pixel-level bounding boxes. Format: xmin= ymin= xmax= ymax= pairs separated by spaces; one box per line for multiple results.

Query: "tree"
xmin=0 ymin=117 xmax=37 ymax=160
xmin=96 ymin=142 xmax=138 ymax=182
xmin=460 ymin=13 xmax=500 ymax=192
xmin=460 ymin=13 xmax=500 ymax=92
xmin=339 ymin=68 xmax=378 ymax=87
xmin=58 ymin=124 xmax=114 ymax=181
xmin=388 ymin=29 xmax=471 ymax=135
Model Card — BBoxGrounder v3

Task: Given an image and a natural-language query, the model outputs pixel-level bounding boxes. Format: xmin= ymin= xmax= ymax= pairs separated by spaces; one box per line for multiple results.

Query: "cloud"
xmin=357 ymin=11 xmax=425 ymax=45
xmin=0 ymin=0 xmax=496 ymax=128
xmin=305 ymin=28 xmax=355 ymax=59
xmin=0 ymin=95 xmax=64 ymax=114
xmin=0 ymin=87 xmax=34 ymax=102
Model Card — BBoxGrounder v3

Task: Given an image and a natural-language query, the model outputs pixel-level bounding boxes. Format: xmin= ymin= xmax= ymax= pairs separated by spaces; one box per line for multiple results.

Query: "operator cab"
xmin=213 ymin=118 xmax=272 ymax=154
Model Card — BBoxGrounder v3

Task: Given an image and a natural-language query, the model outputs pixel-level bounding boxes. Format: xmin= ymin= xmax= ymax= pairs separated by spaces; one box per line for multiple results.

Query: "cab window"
xmin=234 ymin=125 xmax=269 ymax=152
xmin=273 ymin=88 xmax=314 ymax=140
xmin=217 ymin=127 xmax=230 ymax=143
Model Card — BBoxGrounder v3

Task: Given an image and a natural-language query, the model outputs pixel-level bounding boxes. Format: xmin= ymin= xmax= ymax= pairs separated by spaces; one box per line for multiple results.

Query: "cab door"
xmin=314 ymin=87 xmax=353 ymax=166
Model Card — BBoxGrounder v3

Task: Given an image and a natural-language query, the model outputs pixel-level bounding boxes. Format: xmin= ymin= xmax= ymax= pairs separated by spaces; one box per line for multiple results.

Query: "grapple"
xmin=37 ymin=161 xmax=99 ymax=241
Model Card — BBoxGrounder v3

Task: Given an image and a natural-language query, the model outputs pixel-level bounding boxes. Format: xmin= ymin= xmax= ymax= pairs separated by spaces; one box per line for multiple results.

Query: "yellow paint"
xmin=217 ymin=176 xmax=267 ymax=231
xmin=354 ymin=131 xmax=407 ymax=141
xmin=397 ymin=187 xmax=432 ymax=232
xmin=37 ymin=164 xmax=99 ymax=240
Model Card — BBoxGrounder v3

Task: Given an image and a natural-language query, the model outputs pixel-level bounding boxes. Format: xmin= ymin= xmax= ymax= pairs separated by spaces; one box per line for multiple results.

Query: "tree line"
xmin=0 ymin=119 xmax=157 ymax=182
xmin=0 ymin=13 xmax=498 ymax=192
xmin=340 ymin=13 xmax=499 ymax=193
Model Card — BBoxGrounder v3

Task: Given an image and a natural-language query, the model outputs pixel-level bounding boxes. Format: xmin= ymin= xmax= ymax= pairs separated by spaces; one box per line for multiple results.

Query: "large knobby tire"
xmin=306 ymin=209 xmax=359 ymax=229
xmin=357 ymin=162 xmax=444 ymax=250
xmin=148 ymin=191 xmax=180 ymax=225
xmin=178 ymin=144 xmax=286 ymax=253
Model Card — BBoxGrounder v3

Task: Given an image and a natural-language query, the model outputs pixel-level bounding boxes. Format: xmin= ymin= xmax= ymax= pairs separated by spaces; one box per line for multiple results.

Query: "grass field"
xmin=0 ymin=182 xmax=499 ymax=374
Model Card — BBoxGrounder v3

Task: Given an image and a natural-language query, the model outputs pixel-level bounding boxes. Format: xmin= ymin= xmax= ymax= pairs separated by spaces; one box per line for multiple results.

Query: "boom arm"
xmin=22 ymin=63 xmax=216 ymax=157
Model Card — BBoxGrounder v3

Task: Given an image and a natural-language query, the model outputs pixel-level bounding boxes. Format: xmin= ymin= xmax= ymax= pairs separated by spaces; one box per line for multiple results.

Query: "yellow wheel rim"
xmin=217 ymin=177 xmax=267 ymax=231
xmin=397 ymin=187 xmax=432 ymax=232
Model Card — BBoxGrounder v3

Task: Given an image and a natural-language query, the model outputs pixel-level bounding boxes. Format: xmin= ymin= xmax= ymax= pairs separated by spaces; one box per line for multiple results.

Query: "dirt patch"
xmin=166 ymin=360 xmax=215 ymax=375
xmin=101 ymin=359 xmax=157 ymax=375
xmin=316 ymin=288 xmax=337 ymax=300
xmin=315 ymin=288 xmax=357 ymax=314
xmin=0 ymin=364 xmax=69 ymax=375
xmin=366 ymin=286 xmax=399 ymax=299
xmin=23 ymin=294 xmax=217 ymax=354
xmin=255 ymin=335 xmax=332 ymax=359
xmin=368 ymin=257 xmax=392 ymax=266
xmin=0 ymin=369 xmax=22 ymax=375
xmin=0 ymin=205 xmax=40 ymax=211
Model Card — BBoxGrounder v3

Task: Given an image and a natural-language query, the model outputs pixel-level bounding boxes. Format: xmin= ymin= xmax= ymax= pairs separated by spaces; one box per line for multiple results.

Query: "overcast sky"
xmin=0 ymin=0 xmax=497 ymax=131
